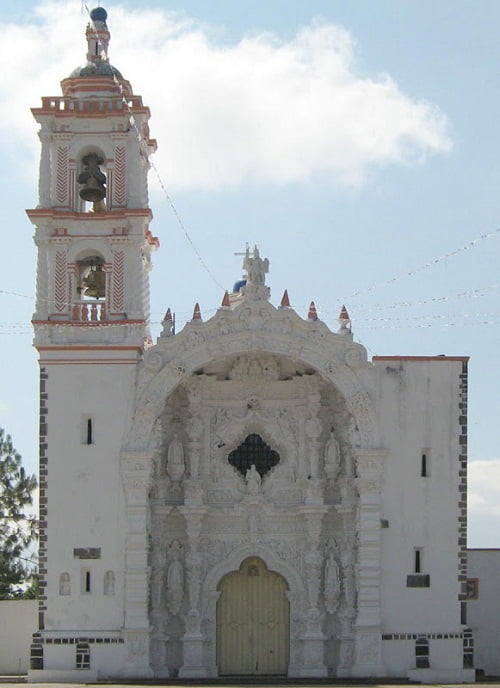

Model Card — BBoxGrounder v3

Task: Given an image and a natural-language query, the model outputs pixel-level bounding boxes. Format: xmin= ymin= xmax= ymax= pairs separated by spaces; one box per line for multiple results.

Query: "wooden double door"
xmin=216 ymin=557 xmax=289 ymax=676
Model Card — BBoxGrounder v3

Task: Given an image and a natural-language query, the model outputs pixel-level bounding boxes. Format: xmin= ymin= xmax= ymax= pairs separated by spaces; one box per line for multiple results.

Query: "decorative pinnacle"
xmin=192 ymin=303 xmax=202 ymax=321
xmin=160 ymin=308 xmax=174 ymax=338
xmin=280 ymin=290 xmax=290 ymax=308
xmin=307 ymin=301 xmax=318 ymax=321
xmin=338 ymin=305 xmax=351 ymax=332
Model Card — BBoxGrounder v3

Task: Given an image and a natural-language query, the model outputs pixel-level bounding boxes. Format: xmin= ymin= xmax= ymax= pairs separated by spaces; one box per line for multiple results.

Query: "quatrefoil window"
xmin=228 ymin=433 xmax=280 ymax=478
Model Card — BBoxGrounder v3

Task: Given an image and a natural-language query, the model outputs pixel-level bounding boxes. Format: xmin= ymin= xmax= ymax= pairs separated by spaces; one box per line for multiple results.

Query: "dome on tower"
xmin=69 ymin=62 xmax=122 ymax=79
xmin=90 ymin=7 xmax=107 ymax=22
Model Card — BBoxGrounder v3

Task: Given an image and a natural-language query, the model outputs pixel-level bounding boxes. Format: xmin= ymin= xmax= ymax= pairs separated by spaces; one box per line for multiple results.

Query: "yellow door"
xmin=216 ymin=557 xmax=289 ymax=675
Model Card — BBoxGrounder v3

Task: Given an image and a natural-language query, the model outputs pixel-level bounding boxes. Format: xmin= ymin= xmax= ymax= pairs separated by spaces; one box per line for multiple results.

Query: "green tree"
xmin=0 ymin=427 xmax=38 ymax=599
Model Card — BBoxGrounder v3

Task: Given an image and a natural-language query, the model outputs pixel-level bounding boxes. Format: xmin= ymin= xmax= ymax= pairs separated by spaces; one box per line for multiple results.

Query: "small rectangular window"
xmin=421 ymin=449 xmax=430 ymax=476
xmin=466 ymin=578 xmax=479 ymax=600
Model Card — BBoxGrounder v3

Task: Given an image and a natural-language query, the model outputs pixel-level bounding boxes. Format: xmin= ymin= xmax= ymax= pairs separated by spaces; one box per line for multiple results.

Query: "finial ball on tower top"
xmin=90 ymin=7 xmax=108 ymax=22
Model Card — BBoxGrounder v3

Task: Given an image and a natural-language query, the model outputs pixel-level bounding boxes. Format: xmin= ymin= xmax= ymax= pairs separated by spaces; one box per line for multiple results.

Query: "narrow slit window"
xmin=414 ymin=548 xmax=422 ymax=574
xmin=82 ymin=416 xmax=94 ymax=445
xmin=421 ymin=450 xmax=430 ymax=477
xmin=421 ymin=453 xmax=427 ymax=476
xmin=82 ymin=569 xmax=92 ymax=594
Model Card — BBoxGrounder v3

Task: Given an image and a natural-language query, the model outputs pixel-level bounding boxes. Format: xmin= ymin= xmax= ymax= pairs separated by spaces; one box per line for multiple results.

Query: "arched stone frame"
xmin=200 ymin=542 xmax=305 ymax=678
xmin=131 ymin=329 xmax=380 ymax=453
xmin=67 ymin=241 xmax=112 ymax=320
xmin=120 ymin=304 xmax=385 ymax=677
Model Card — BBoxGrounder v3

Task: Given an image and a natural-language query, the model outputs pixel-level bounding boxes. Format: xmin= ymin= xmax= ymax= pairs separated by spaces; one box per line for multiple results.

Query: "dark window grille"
xmin=76 ymin=643 xmax=90 ymax=669
xmin=228 ymin=433 xmax=280 ymax=478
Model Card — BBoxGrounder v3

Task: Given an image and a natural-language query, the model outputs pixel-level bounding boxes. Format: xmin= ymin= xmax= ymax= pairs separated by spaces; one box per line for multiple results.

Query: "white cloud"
xmin=468 ymin=460 xmax=500 ymax=516
xmin=1 ymin=1 xmax=451 ymax=191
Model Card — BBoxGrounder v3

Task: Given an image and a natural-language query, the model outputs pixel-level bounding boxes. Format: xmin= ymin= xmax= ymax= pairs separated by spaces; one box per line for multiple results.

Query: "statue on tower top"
xmin=243 ymin=245 xmax=269 ymax=286
xmin=238 ymin=244 xmax=270 ymax=302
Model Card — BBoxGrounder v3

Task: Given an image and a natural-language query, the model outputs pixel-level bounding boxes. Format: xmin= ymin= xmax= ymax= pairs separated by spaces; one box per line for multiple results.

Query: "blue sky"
xmin=1 ymin=1 xmax=499 ymax=546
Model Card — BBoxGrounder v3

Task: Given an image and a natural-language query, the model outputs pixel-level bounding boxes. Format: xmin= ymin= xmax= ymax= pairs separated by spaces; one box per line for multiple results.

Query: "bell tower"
xmin=28 ymin=6 xmax=158 ymax=346
xmin=27 ymin=8 xmax=158 ymax=680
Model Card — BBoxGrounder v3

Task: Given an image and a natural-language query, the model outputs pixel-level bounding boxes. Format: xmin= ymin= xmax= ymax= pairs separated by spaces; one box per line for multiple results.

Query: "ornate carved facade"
xmin=27 ymin=7 xmax=474 ymax=683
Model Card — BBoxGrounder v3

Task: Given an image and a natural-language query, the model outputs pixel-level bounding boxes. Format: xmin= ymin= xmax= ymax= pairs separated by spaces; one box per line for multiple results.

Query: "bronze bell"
xmin=79 ymin=175 xmax=106 ymax=203
xmin=82 ymin=264 xmax=106 ymax=299
xmin=78 ymin=153 xmax=107 ymax=203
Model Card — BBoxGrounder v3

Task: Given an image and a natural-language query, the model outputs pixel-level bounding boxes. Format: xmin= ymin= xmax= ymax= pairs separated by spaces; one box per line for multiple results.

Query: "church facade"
xmin=27 ymin=8 xmax=474 ymax=682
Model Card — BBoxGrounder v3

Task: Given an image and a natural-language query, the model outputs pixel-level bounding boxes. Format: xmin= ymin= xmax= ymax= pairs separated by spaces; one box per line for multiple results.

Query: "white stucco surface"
xmin=0 ymin=600 xmax=37 ymax=674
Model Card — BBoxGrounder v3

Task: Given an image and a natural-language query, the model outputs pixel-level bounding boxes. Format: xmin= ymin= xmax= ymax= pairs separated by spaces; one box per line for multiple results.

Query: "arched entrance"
xmin=216 ymin=557 xmax=289 ymax=676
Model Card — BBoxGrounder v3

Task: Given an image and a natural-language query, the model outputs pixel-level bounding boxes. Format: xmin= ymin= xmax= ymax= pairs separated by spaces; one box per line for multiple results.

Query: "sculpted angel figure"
xmin=244 ymin=245 xmax=269 ymax=285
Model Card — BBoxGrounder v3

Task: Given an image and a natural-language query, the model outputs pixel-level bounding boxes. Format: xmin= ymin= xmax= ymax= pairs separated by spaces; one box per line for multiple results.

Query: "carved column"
xmin=299 ymin=507 xmax=328 ymax=677
xmin=304 ymin=383 xmax=324 ymax=504
xmin=120 ymin=450 xmax=155 ymax=678
xmin=150 ymin=505 xmax=172 ymax=678
xmin=335 ymin=503 xmax=357 ymax=676
xmin=184 ymin=381 xmax=204 ymax=504
xmin=351 ymin=449 xmax=386 ymax=677
xmin=179 ymin=507 xmax=207 ymax=678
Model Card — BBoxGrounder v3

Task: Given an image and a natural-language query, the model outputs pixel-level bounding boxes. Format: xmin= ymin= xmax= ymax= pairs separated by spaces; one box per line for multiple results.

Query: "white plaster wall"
xmin=467 ymin=548 xmax=500 ymax=676
xmin=372 ymin=359 xmax=463 ymax=635
xmin=43 ymin=359 xmax=136 ymax=632
xmin=0 ymin=600 xmax=37 ymax=674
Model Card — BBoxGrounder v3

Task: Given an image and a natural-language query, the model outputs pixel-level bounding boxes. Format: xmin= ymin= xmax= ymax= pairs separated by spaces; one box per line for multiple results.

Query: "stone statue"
xmin=324 ymin=427 xmax=341 ymax=480
xmin=324 ymin=547 xmax=341 ymax=614
xmin=166 ymin=540 xmax=184 ymax=615
xmin=246 ymin=464 xmax=261 ymax=493
xmin=166 ymin=434 xmax=185 ymax=482
xmin=244 ymin=245 xmax=269 ymax=285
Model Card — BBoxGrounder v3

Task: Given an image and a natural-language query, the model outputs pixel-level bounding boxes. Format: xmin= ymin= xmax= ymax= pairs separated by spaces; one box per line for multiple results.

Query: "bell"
xmin=82 ymin=264 xmax=106 ymax=299
xmin=78 ymin=153 xmax=107 ymax=204
xmin=79 ymin=176 xmax=106 ymax=203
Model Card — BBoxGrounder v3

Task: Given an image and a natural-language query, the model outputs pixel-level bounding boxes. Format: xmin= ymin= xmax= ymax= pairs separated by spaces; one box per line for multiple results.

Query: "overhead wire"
xmin=1 ymin=7 xmax=498 ymax=336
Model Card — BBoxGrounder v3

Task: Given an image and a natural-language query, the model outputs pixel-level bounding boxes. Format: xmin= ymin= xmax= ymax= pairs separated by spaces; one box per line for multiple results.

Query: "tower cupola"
xmin=62 ymin=6 xmax=131 ymax=98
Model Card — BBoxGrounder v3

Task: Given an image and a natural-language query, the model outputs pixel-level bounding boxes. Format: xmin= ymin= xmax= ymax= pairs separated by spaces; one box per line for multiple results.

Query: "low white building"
xmin=26 ymin=6 xmax=475 ymax=682
xmin=467 ymin=549 xmax=500 ymax=677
